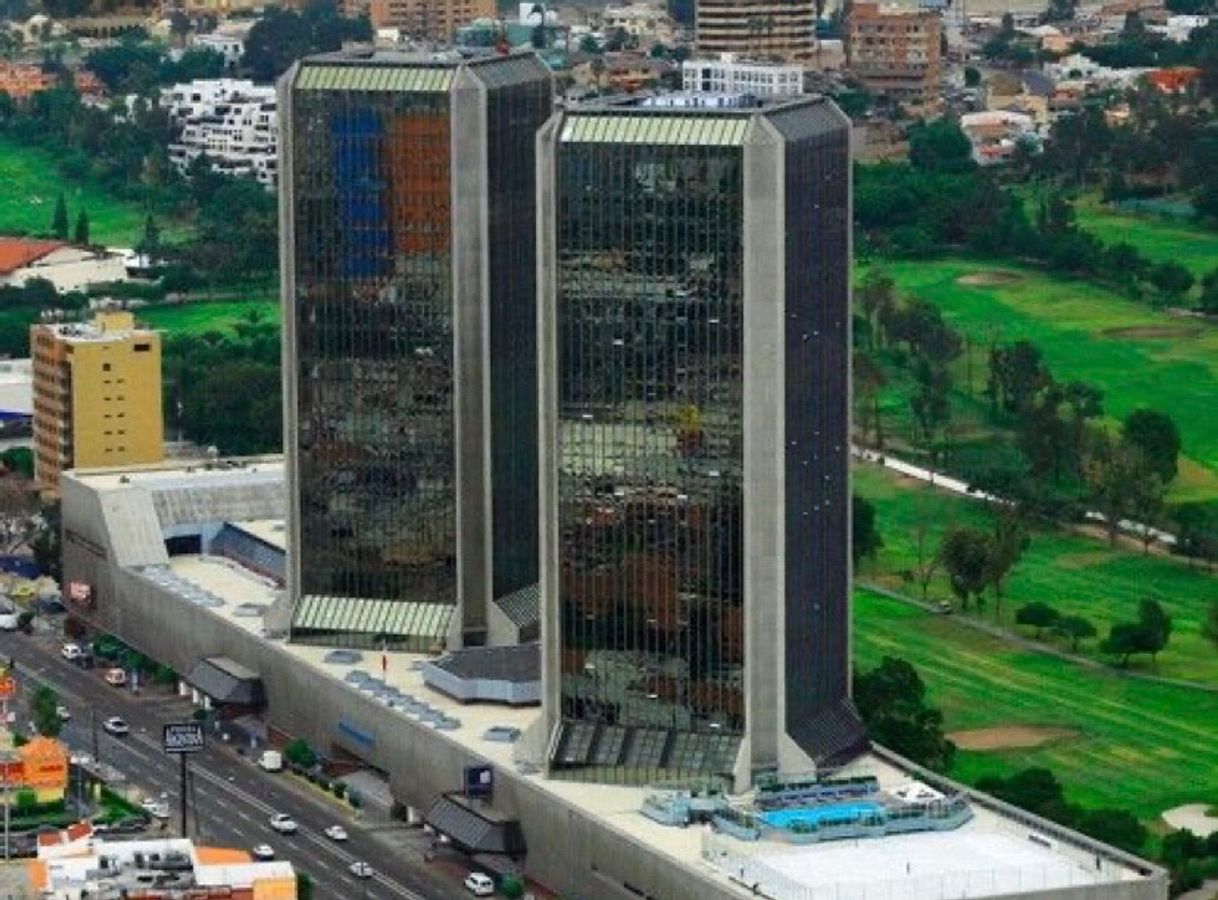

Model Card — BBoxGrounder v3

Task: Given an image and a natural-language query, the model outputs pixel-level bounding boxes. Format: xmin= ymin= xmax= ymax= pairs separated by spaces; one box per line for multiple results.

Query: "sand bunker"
xmin=948 ymin=726 xmax=1079 ymax=751
xmin=957 ymin=271 xmax=1023 ymax=286
xmin=1162 ymin=804 xmax=1218 ymax=838
xmin=1100 ymin=324 xmax=1202 ymax=340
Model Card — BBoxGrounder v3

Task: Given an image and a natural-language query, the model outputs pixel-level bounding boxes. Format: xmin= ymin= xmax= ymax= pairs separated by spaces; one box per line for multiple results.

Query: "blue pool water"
xmin=758 ymin=802 xmax=884 ymax=829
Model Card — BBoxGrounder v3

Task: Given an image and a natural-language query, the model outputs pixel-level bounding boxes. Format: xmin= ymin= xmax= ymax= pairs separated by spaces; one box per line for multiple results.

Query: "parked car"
xmin=464 ymin=873 xmax=495 ymax=896
xmin=323 ymin=825 xmax=348 ymax=842
xmin=349 ymin=861 xmax=374 ymax=879
xmin=268 ymin=814 xmax=297 ymax=834
xmin=252 ymin=844 xmax=275 ymax=861
xmin=102 ymin=717 xmax=129 ymax=736
xmin=104 ymin=668 xmax=127 ymax=687
xmin=257 ymin=750 xmax=283 ymax=772
xmin=61 ymin=643 xmax=83 ymax=661
xmin=55 ymin=705 xmax=70 ymax=722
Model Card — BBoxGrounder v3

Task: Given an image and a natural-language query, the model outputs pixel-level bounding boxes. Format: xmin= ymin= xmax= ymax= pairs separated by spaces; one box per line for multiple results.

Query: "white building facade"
xmin=164 ymin=79 xmax=278 ymax=188
xmin=682 ymin=56 xmax=805 ymax=96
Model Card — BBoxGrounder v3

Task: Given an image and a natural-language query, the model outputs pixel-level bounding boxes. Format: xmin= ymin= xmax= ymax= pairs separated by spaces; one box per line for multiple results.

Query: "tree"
xmin=1015 ymin=601 xmax=1060 ymax=638
xmin=1175 ymin=504 xmax=1217 ymax=570
xmin=852 ymin=494 xmax=882 ymax=566
xmin=1200 ymin=267 xmax=1218 ymax=313
xmin=1202 ymin=598 xmax=1218 ymax=649
xmin=31 ymin=684 xmax=61 ymax=737
xmin=853 ymin=352 xmax=886 ymax=449
xmin=976 ymin=768 xmax=1074 ymax=823
xmin=853 ymin=657 xmax=955 ymax=771
xmin=296 ymin=872 xmax=314 ymax=900
xmin=1101 ymin=598 xmax=1172 ymax=665
xmin=939 ymin=527 xmax=992 ymax=611
xmin=1084 ymin=435 xmax=1161 ymax=547
xmin=284 ymin=738 xmax=316 ymax=768
xmin=51 ymin=192 xmax=68 ymax=240
xmin=1137 ymin=597 xmax=1172 ymax=661
xmin=31 ymin=501 xmax=60 ymax=581
xmin=963 ymin=66 xmax=982 ymax=87
xmin=73 ymin=209 xmax=89 ymax=245
xmin=1053 ymin=615 xmax=1097 ymax=651
xmin=911 ymin=492 xmax=946 ymax=600
xmin=242 ymin=3 xmax=370 ymax=82
xmin=987 ymin=341 xmax=1049 ymax=414
xmin=137 ymin=214 xmax=161 ymax=258
xmin=985 ymin=508 xmax=1027 ymax=619
xmin=908 ymin=118 xmax=974 ymax=174
xmin=1122 ymin=409 xmax=1181 ymax=483
xmin=1101 ymin=621 xmax=1148 ymax=666
xmin=857 ymin=268 xmax=895 ymax=343
xmin=1074 ymin=808 xmax=1147 ymax=855
xmin=1148 ymin=261 xmax=1195 ymax=302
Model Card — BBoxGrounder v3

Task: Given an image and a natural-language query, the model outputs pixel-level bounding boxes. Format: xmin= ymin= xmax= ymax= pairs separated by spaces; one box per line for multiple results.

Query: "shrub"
xmin=499 ymin=875 xmax=524 ymax=899
xmin=17 ymin=611 xmax=33 ymax=634
xmin=283 ymin=737 xmax=316 ymax=769
xmin=14 ymin=789 xmax=37 ymax=812
xmin=332 ymin=783 xmax=346 ymax=799
xmin=348 ymin=790 xmax=362 ymax=809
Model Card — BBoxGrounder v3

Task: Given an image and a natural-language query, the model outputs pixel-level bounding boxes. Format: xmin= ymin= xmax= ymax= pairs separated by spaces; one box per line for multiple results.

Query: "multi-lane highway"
xmin=0 ymin=628 xmax=466 ymax=900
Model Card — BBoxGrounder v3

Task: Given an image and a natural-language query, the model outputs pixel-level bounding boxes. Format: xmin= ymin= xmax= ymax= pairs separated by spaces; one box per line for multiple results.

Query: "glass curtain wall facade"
xmin=540 ymin=98 xmax=865 ymax=790
xmin=281 ymin=54 xmax=551 ymax=651
xmin=547 ymin=114 xmax=750 ymax=786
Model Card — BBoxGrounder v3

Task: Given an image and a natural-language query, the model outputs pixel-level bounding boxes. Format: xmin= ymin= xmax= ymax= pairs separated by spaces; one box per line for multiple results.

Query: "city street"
xmin=0 ymin=629 xmax=467 ymax=900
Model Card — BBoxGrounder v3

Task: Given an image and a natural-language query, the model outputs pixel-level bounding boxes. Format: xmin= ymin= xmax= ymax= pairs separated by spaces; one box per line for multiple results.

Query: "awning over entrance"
xmin=424 ymin=794 xmax=526 ymax=858
xmin=187 ymin=656 xmax=265 ymax=706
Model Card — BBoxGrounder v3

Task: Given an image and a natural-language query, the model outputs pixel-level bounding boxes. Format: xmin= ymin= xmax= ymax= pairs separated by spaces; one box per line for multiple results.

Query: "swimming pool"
xmin=758 ymin=802 xmax=885 ymax=830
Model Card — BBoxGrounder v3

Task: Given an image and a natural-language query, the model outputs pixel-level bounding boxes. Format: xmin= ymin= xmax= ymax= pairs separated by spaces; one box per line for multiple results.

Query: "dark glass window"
xmin=552 ymin=129 xmax=746 ymax=786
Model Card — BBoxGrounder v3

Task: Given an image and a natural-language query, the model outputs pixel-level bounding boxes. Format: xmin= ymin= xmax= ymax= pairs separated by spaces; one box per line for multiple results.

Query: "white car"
xmin=268 ymin=814 xmax=298 ymax=834
xmin=60 ymin=643 xmax=83 ymax=661
xmin=252 ymin=844 xmax=275 ymax=861
xmin=101 ymin=717 xmax=129 ymax=736
xmin=324 ymin=825 xmax=348 ymax=841
xmin=464 ymin=872 xmax=495 ymax=897
xmin=349 ymin=861 xmax=374 ymax=879
xmin=55 ymin=706 xmax=70 ymax=722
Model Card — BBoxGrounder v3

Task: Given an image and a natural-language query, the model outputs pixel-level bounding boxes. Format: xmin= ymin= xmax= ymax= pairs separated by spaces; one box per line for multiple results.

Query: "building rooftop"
xmin=119 ymin=552 xmax=1153 ymax=900
xmin=583 ymin=91 xmax=826 ymax=113
xmin=36 ymin=310 xmax=155 ymax=343
xmin=229 ymin=518 xmax=287 ymax=552
xmin=0 ymin=238 xmax=62 ymax=276
xmin=62 ymin=461 xmax=1163 ymax=900
xmin=31 ymin=835 xmax=295 ymax=897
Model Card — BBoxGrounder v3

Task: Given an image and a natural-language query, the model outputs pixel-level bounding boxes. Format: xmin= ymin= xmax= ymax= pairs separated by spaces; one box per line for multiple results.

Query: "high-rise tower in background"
xmin=537 ymin=95 xmax=865 ymax=789
xmin=696 ymin=0 xmax=818 ymax=63
xmin=279 ymin=51 xmax=552 ymax=651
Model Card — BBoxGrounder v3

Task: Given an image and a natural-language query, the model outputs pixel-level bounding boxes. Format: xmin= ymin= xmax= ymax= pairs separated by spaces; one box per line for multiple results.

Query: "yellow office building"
xmin=31 ymin=311 xmax=163 ymax=497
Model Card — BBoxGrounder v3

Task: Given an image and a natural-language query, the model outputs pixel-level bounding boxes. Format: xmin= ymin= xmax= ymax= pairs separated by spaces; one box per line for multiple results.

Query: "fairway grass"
xmin=879 ymin=258 xmax=1218 ymax=505
xmin=855 ymin=463 xmax=1218 ymax=686
xmin=0 ymin=136 xmax=187 ymax=247
xmin=854 ymin=588 xmax=1218 ymax=821
xmin=138 ymin=300 xmax=279 ymax=335
xmin=1073 ymin=194 xmax=1218 ymax=278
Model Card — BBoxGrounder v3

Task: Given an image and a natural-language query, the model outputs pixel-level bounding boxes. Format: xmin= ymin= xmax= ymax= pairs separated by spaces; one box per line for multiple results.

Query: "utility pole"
xmin=179 ymin=753 xmax=188 ymax=838
xmin=91 ymin=707 xmax=99 ymax=764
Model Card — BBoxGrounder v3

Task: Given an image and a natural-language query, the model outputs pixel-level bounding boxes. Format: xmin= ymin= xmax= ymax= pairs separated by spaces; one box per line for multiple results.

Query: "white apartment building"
xmin=164 ymin=78 xmax=278 ymax=188
xmin=189 ymin=21 xmax=254 ymax=69
xmin=601 ymin=2 xmax=676 ymax=44
xmin=682 ymin=55 xmax=805 ymax=96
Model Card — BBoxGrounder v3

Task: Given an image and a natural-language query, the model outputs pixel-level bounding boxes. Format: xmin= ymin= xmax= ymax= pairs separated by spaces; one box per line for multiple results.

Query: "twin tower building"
xmin=278 ymin=49 xmax=865 ymax=791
